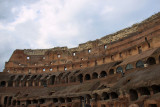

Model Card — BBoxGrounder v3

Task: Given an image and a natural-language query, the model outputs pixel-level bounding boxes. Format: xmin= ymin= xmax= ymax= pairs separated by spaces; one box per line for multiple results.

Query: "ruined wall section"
xmin=4 ymin=12 xmax=160 ymax=73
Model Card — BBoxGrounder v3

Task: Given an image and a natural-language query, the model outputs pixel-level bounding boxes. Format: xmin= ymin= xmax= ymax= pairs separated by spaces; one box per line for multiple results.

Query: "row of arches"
xmin=0 ymin=57 xmax=157 ymax=88
xmin=3 ymin=92 xmax=119 ymax=106
xmin=3 ymin=85 xmax=160 ymax=106
xmin=129 ymin=85 xmax=160 ymax=101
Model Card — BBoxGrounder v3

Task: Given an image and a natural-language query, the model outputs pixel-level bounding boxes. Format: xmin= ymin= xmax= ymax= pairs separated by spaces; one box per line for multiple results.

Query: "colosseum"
xmin=0 ymin=12 xmax=160 ymax=107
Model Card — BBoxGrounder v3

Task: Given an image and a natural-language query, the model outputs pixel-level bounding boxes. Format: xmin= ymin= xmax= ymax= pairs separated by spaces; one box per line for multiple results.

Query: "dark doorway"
xmin=147 ymin=57 xmax=156 ymax=65
xmin=139 ymin=87 xmax=150 ymax=96
xmin=129 ymin=89 xmax=138 ymax=101
xmin=92 ymin=72 xmax=98 ymax=79
xmin=110 ymin=92 xmax=118 ymax=99
xmin=100 ymin=71 xmax=107 ymax=77
xmin=85 ymin=74 xmax=91 ymax=80
xmin=78 ymin=74 xmax=83 ymax=83
xmin=149 ymin=104 xmax=157 ymax=107
xmin=102 ymin=92 xmax=109 ymax=100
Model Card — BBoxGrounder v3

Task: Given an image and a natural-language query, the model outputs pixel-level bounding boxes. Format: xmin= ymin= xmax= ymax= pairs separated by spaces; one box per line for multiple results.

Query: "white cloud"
xmin=0 ymin=0 xmax=160 ymax=71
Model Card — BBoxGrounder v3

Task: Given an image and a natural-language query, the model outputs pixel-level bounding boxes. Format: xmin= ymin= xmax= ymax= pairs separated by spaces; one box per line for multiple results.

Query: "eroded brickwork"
xmin=1 ymin=12 xmax=160 ymax=107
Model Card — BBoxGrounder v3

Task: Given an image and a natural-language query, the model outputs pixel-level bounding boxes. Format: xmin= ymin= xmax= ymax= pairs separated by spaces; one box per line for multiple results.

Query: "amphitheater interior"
xmin=1 ymin=12 xmax=160 ymax=107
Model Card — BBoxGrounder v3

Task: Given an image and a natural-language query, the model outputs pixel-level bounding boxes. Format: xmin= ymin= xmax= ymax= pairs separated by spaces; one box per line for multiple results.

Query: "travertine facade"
xmin=1 ymin=12 xmax=160 ymax=107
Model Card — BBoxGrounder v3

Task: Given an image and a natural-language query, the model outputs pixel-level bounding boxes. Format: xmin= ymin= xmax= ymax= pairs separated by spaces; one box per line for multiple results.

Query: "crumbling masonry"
xmin=1 ymin=12 xmax=160 ymax=107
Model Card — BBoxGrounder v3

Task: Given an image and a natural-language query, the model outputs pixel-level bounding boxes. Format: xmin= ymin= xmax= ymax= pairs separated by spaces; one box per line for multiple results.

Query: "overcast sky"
xmin=0 ymin=0 xmax=160 ymax=72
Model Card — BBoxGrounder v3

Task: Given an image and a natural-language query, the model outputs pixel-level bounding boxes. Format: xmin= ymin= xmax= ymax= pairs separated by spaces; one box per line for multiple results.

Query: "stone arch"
xmin=66 ymin=97 xmax=72 ymax=102
xmin=0 ymin=81 xmax=6 ymax=87
xmin=100 ymin=71 xmax=107 ymax=78
xmin=149 ymin=104 xmax=157 ymax=107
xmin=33 ymin=100 xmax=38 ymax=104
xmin=151 ymin=85 xmax=160 ymax=94
xmin=78 ymin=74 xmax=83 ymax=83
xmin=109 ymin=69 xmax=114 ymax=75
xmin=8 ymin=96 xmax=12 ymax=106
xmin=26 ymin=100 xmax=31 ymax=105
xmin=92 ymin=72 xmax=98 ymax=79
xmin=146 ymin=57 xmax=156 ymax=65
xmin=116 ymin=66 xmax=123 ymax=73
xmin=10 ymin=75 xmax=15 ymax=80
xmin=110 ymin=92 xmax=118 ymax=99
xmin=39 ymin=99 xmax=45 ymax=104
xmin=138 ymin=87 xmax=150 ymax=96
xmin=59 ymin=98 xmax=65 ymax=103
xmin=85 ymin=74 xmax=91 ymax=80
xmin=12 ymin=100 xmax=16 ymax=106
xmin=129 ymin=89 xmax=138 ymax=101
xmin=50 ymin=75 xmax=55 ymax=85
xmin=102 ymin=92 xmax=109 ymax=100
xmin=4 ymin=96 xmax=8 ymax=105
xmin=17 ymin=101 xmax=20 ymax=105
xmin=126 ymin=64 xmax=133 ymax=71
xmin=136 ymin=60 xmax=144 ymax=68
xmin=41 ymin=80 xmax=47 ymax=87
xmin=53 ymin=98 xmax=58 ymax=103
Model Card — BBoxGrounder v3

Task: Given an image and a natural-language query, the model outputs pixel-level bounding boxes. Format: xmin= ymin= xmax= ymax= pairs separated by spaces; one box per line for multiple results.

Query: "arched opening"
xmin=110 ymin=92 xmax=118 ymax=99
xmin=41 ymin=80 xmax=47 ymax=87
xmin=66 ymin=98 xmax=72 ymax=102
xmin=136 ymin=60 xmax=144 ymax=68
xmin=116 ymin=66 xmax=123 ymax=73
xmin=86 ymin=94 xmax=91 ymax=104
xmin=10 ymin=75 xmax=15 ymax=80
xmin=149 ymin=104 xmax=157 ymax=107
xmin=17 ymin=101 xmax=20 ymax=105
xmin=147 ymin=57 xmax=156 ymax=65
xmin=53 ymin=98 xmax=58 ymax=103
xmin=129 ymin=89 xmax=138 ymax=101
xmin=92 ymin=72 xmax=98 ymax=79
xmin=85 ymin=74 xmax=91 ymax=80
xmin=109 ymin=69 xmax=114 ymax=75
xmin=0 ymin=81 xmax=6 ymax=87
xmin=39 ymin=99 xmax=45 ymax=104
xmin=151 ymin=85 xmax=160 ymax=94
xmin=33 ymin=100 xmax=38 ymax=104
xmin=59 ymin=98 xmax=65 ymax=103
xmin=4 ymin=96 xmax=8 ymax=105
xmin=12 ymin=100 xmax=16 ymax=106
xmin=26 ymin=100 xmax=31 ymax=105
xmin=78 ymin=74 xmax=83 ymax=83
xmin=102 ymin=92 xmax=109 ymax=100
xmin=100 ymin=71 xmax=107 ymax=78
xmin=126 ymin=64 xmax=133 ymax=71
xmin=139 ymin=87 xmax=150 ymax=96
xmin=8 ymin=96 xmax=12 ymax=105
xmin=50 ymin=75 xmax=55 ymax=85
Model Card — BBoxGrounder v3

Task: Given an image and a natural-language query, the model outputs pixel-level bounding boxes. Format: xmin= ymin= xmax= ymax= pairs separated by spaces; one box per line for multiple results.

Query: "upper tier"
xmin=4 ymin=12 xmax=160 ymax=74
